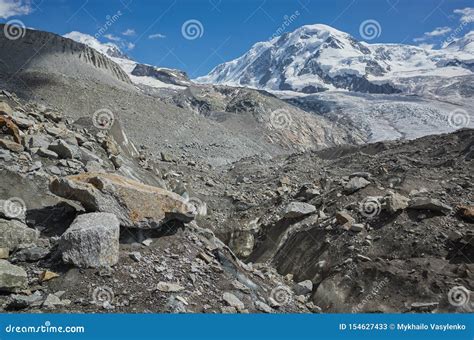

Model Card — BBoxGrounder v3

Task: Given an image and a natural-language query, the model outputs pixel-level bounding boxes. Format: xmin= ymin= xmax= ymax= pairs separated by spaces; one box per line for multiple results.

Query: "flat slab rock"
xmin=284 ymin=202 xmax=316 ymax=218
xmin=60 ymin=212 xmax=120 ymax=268
xmin=50 ymin=172 xmax=196 ymax=229
xmin=0 ymin=259 xmax=27 ymax=292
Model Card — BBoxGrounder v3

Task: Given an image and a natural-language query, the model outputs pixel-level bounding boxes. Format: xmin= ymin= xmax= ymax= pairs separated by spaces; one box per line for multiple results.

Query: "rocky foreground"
xmin=0 ymin=89 xmax=472 ymax=313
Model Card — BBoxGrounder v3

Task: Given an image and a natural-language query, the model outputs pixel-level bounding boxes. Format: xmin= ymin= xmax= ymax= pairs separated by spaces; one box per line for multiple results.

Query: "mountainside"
xmin=197 ymin=24 xmax=473 ymax=95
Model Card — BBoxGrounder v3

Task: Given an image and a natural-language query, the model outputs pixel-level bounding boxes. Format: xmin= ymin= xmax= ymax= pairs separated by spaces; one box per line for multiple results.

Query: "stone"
xmin=27 ymin=135 xmax=53 ymax=149
xmin=102 ymin=136 xmax=120 ymax=156
xmin=48 ymin=140 xmax=79 ymax=159
xmin=349 ymin=172 xmax=372 ymax=180
xmin=0 ymin=219 xmax=39 ymax=251
xmin=220 ymin=306 xmax=237 ymax=313
xmin=284 ymin=202 xmax=316 ymax=218
xmin=0 ymin=139 xmax=24 ymax=153
xmin=43 ymin=294 xmax=63 ymax=308
xmin=336 ymin=211 xmax=355 ymax=228
xmin=294 ymin=280 xmax=313 ymax=295
xmin=385 ymin=192 xmax=409 ymax=213
xmin=350 ymin=224 xmax=365 ymax=232
xmin=59 ymin=212 xmax=120 ymax=268
xmin=39 ymin=270 xmax=59 ymax=282
xmin=44 ymin=110 xmax=62 ymax=123
xmin=0 ymin=260 xmax=27 ymax=291
xmin=156 ymin=282 xmax=185 ymax=292
xmin=0 ymin=116 xmax=21 ymax=144
xmin=344 ymin=177 xmax=370 ymax=194
xmin=11 ymin=246 xmax=49 ymax=262
xmin=223 ymin=292 xmax=245 ymax=310
xmin=50 ymin=173 xmax=196 ymax=229
xmin=408 ymin=197 xmax=453 ymax=215
xmin=8 ymin=291 xmax=43 ymax=309
xmin=0 ymin=102 xmax=14 ymax=116
xmin=12 ymin=116 xmax=34 ymax=129
xmin=457 ymin=205 xmax=474 ymax=222
xmin=129 ymin=252 xmax=142 ymax=262
xmin=37 ymin=147 xmax=58 ymax=159
xmin=356 ymin=254 xmax=372 ymax=262
xmin=255 ymin=300 xmax=273 ymax=313
xmin=0 ymin=247 xmax=8 ymax=259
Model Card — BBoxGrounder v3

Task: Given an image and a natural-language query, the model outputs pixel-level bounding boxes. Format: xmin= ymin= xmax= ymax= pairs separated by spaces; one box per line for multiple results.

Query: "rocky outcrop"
xmin=50 ymin=173 xmax=196 ymax=228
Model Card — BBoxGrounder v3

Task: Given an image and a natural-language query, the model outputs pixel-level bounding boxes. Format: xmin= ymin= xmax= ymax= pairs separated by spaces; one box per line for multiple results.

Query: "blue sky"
xmin=1 ymin=0 xmax=473 ymax=77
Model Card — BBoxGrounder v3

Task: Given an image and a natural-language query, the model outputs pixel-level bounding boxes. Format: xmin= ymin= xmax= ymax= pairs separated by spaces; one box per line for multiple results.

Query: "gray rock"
xmin=350 ymin=223 xmax=365 ymax=232
xmin=27 ymin=135 xmax=53 ymax=149
xmin=0 ymin=219 xmax=39 ymax=251
xmin=8 ymin=291 xmax=44 ymax=309
xmin=223 ymin=292 xmax=245 ymax=310
xmin=284 ymin=202 xmax=316 ymax=218
xmin=255 ymin=300 xmax=273 ymax=313
xmin=129 ymin=251 xmax=142 ymax=262
xmin=0 ymin=260 xmax=28 ymax=291
xmin=11 ymin=246 xmax=49 ymax=262
xmin=60 ymin=212 xmax=120 ymax=268
xmin=37 ymin=147 xmax=58 ymax=159
xmin=43 ymin=293 xmax=63 ymax=308
xmin=48 ymin=140 xmax=79 ymax=159
xmin=349 ymin=172 xmax=372 ymax=180
xmin=0 ymin=247 xmax=8 ymax=259
xmin=344 ymin=177 xmax=370 ymax=194
xmin=294 ymin=280 xmax=313 ymax=295
xmin=408 ymin=197 xmax=453 ymax=215
xmin=156 ymin=282 xmax=185 ymax=292
xmin=385 ymin=192 xmax=409 ymax=213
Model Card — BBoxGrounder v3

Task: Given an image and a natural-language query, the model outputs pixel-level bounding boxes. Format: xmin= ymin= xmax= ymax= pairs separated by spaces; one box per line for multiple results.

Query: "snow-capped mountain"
xmin=196 ymin=24 xmax=474 ymax=94
xmin=63 ymin=32 xmax=189 ymax=89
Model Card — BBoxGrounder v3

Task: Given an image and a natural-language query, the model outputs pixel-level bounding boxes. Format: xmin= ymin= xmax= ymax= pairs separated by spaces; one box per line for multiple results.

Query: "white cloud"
xmin=122 ymin=28 xmax=135 ymax=36
xmin=453 ymin=7 xmax=474 ymax=23
xmin=104 ymin=34 xmax=121 ymax=42
xmin=0 ymin=0 xmax=32 ymax=19
xmin=148 ymin=33 xmax=166 ymax=39
xmin=414 ymin=26 xmax=452 ymax=43
xmin=126 ymin=42 xmax=135 ymax=50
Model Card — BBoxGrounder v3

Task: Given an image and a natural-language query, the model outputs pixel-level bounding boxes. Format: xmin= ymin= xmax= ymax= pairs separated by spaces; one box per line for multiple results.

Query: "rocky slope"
xmin=0 ymin=27 xmax=355 ymax=166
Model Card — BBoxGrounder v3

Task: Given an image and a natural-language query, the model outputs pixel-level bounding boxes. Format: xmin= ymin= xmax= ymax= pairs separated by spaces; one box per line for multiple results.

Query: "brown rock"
xmin=50 ymin=172 xmax=195 ymax=229
xmin=0 ymin=102 xmax=13 ymax=117
xmin=336 ymin=211 xmax=355 ymax=229
xmin=457 ymin=205 xmax=474 ymax=222
xmin=0 ymin=138 xmax=24 ymax=153
xmin=39 ymin=270 xmax=59 ymax=282
xmin=0 ymin=116 xmax=21 ymax=144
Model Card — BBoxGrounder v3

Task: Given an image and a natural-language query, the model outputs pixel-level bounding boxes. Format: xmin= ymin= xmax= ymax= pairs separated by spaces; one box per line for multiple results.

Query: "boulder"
xmin=408 ymin=198 xmax=453 ymax=215
xmin=223 ymin=292 xmax=245 ymax=311
xmin=294 ymin=280 xmax=313 ymax=295
xmin=37 ymin=147 xmax=58 ymax=159
xmin=457 ymin=205 xmax=474 ymax=222
xmin=344 ymin=177 xmax=370 ymax=194
xmin=336 ymin=211 xmax=355 ymax=228
xmin=0 ymin=219 xmax=39 ymax=251
xmin=284 ymin=202 xmax=316 ymax=218
xmin=385 ymin=192 xmax=409 ymax=213
xmin=59 ymin=212 xmax=120 ymax=268
xmin=0 ymin=116 xmax=21 ymax=144
xmin=50 ymin=173 xmax=195 ymax=229
xmin=47 ymin=140 xmax=80 ymax=159
xmin=0 ymin=260 xmax=28 ymax=291
xmin=0 ymin=139 xmax=24 ymax=153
